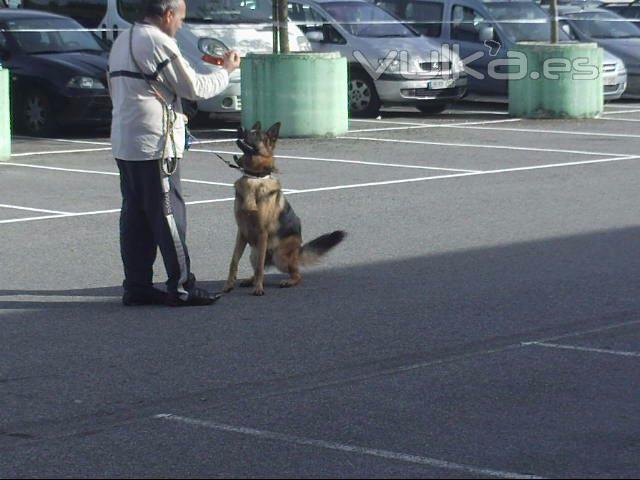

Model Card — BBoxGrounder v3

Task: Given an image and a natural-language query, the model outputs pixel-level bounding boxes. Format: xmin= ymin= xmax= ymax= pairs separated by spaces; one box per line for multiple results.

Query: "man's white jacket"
xmin=108 ymin=23 xmax=229 ymax=160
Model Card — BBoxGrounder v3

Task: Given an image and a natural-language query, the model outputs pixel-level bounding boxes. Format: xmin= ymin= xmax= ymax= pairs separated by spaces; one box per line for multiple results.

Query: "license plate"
xmin=429 ymin=79 xmax=454 ymax=90
xmin=603 ymin=76 xmax=618 ymax=86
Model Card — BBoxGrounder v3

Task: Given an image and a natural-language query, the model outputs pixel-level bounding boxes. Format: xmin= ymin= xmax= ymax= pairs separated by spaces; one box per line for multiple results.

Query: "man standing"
xmin=108 ymin=0 xmax=241 ymax=306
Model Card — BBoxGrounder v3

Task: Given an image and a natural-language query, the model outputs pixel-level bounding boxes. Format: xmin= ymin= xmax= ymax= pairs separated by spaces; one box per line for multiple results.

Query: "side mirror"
xmin=479 ymin=25 xmax=494 ymax=42
xmin=306 ymin=30 xmax=324 ymax=42
xmin=561 ymin=23 xmax=573 ymax=37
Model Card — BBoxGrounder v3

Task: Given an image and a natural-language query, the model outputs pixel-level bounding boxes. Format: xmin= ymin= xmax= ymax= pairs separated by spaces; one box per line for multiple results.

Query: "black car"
xmin=0 ymin=9 xmax=110 ymax=135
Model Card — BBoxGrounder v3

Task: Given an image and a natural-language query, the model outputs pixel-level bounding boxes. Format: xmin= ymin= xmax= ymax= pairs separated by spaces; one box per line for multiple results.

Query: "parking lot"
xmin=2 ymin=101 xmax=640 ymax=477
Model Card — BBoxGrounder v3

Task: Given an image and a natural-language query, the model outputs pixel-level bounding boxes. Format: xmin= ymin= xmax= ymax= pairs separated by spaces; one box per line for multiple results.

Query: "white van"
xmin=16 ymin=0 xmax=312 ymax=118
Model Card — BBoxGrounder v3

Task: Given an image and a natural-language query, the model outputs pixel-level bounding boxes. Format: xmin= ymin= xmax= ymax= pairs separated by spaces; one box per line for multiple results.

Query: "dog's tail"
xmin=299 ymin=230 xmax=346 ymax=266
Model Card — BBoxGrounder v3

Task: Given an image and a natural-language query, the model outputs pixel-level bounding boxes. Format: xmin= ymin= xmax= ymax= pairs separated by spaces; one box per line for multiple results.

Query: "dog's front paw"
xmin=222 ymin=282 xmax=235 ymax=293
xmin=252 ymin=287 xmax=265 ymax=296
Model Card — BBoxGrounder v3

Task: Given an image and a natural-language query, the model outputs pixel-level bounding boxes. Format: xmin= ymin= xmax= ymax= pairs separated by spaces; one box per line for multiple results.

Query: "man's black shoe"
xmin=166 ymin=287 xmax=221 ymax=307
xmin=123 ymin=287 xmax=168 ymax=306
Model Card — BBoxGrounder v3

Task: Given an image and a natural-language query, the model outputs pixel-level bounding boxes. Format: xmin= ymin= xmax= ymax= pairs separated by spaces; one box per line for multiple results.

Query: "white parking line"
xmin=285 ymin=155 xmax=638 ymax=194
xmin=523 ymin=342 xmax=640 ymax=358
xmin=445 ymin=125 xmax=640 ymax=140
xmin=50 ymin=138 xmax=111 ymax=146
xmin=0 ymin=162 xmax=235 ymax=187
xmin=0 ymin=203 xmax=72 ymax=215
xmin=525 ymin=318 xmax=640 ymax=344
xmin=2 ymin=154 xmax=637 ymax=225
xmin=599 ymin=117 xmax=640 ymax=123
xmin=605 ymin=103 xmax=640 ymax=109
xmin=346 ymin=118 xmax=521 ymax=134
xmin=0 ymin=213 xmax=73 ymax=224
xmin=192 ymin=128 xmax=238 ymax=133
xmin=341 ymin=136 xmax=627 ymax=157
xmin=447 ymin=109 xmax=509 ymax=116
xmin=10 ymin=147 xmax=112 ymax=157
xmin=191 ymin=149 xmax=480 ymax=173
xmin=602 ymin=108 xmax=640 ymax=115
xmin=191 ymin=138 xmax=237 ymax=145
xmin=153 ymin=414 xmax=542 ymax=479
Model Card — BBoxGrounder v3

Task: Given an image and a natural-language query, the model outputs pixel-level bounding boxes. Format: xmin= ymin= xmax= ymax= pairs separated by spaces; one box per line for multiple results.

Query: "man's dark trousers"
xmin=116 ymin=158 xmax=191 ymax=298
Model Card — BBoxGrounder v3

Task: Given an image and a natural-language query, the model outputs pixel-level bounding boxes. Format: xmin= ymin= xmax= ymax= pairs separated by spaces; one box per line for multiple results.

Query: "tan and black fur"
xmin=223 ymin=122 xmax=345 ymax=296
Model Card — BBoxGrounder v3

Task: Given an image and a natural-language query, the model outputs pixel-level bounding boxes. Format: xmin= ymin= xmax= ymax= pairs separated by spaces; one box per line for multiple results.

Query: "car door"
xmin=102 ymin=0 xmax=135 ymax=44
xmin=449 ymin=3 xmax=503 ymax=94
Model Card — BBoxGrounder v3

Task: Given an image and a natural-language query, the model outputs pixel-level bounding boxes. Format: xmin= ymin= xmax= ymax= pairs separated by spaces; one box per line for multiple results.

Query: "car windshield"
xmin=565 ymin=10 xmax=640 ymax=38
xmin=323 ymin=1 xmax=417 ymax=37
xmin=6 ymin=17 xmax=104 ymax=54
xmin=184 ymin=0 xmax=272 ymax=23
xmin=485 ymin=2 xmax=569 ymax=41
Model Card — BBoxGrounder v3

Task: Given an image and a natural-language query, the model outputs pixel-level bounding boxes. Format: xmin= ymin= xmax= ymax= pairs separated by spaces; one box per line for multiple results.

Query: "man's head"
xmin=144 ymin=0 xmax=186 ymax=38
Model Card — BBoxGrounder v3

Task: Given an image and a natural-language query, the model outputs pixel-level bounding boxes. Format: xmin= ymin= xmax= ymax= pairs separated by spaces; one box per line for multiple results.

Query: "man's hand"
xmin=223 ymin=51 xmax=241 ymax=73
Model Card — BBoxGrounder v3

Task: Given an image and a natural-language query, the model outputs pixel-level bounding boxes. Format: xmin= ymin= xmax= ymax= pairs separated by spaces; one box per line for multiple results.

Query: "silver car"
xmin=556 ymin=5 xmax=640 ymax=98
xmin=289 ymin=0 xmax=468 ymax=116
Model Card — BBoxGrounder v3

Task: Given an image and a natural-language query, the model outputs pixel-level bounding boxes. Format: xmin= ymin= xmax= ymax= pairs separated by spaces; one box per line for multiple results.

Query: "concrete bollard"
xmin=509 ymin=42 xmax=604 ymax=119
xmin=241 ymin=52 xmax=348 ymax=138
xmin=0 ymin=69 xmax=10 ymax=161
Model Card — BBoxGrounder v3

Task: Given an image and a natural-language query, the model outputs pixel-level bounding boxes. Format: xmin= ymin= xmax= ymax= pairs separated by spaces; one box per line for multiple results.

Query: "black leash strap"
xmin=215 ymin=153 xmax=242 ymax=171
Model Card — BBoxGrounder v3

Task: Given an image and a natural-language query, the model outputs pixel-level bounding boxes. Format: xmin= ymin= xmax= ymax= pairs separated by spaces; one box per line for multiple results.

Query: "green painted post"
xmin=509 ymin=42 xmax=603 ymax=119
xmin=0 ymin=69 xmax=10 ymax=161
xmin=241 ymin=52 xmax=348 ymax=138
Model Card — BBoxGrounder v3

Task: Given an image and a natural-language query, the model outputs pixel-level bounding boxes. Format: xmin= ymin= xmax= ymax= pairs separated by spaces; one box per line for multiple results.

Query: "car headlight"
xmin=380 ymin=58 xmax=402 ymax=74
xmin=67 ymin=76 xmax=106 ymax=90
xmin=198 ymin=37 xmax=229 ymax=57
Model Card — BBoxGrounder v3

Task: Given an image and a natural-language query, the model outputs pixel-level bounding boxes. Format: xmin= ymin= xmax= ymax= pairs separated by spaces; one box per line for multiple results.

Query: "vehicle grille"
xmin=419 ymin=61 xmax=451 ymax=73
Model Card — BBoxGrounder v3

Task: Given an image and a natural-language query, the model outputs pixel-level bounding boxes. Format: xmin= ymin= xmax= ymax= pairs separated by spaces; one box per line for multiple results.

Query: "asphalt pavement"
xmin=1 ymin=102 xmax=640 ymax=478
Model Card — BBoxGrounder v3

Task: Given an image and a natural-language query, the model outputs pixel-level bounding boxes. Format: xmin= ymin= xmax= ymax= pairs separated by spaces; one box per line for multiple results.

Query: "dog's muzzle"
xmin=236 ymin=139 xmax=259 ymax=156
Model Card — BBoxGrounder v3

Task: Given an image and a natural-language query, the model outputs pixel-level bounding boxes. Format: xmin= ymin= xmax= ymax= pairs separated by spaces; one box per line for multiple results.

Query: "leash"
xmin=214 ymin=152 xmax=273 ymax=179
xmin=128 ymin=23 xmax=178 ymax=176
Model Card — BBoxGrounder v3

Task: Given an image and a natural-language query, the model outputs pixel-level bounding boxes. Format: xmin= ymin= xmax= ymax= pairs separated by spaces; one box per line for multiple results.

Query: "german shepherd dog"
xmin=223 ymin=122 xmax=345 ymax=296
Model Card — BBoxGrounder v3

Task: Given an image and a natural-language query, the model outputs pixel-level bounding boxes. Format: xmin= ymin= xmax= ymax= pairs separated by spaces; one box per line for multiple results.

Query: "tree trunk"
xmin=278 ymin=0 xmax=290 ymax=54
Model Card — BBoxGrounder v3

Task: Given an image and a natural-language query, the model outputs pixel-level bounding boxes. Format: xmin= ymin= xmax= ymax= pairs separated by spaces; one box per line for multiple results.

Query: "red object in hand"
xmin=202 ymin=54 xmax=224 ymax=66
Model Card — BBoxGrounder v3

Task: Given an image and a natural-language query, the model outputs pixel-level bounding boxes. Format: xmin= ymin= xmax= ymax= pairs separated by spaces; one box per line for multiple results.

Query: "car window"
xmin=22 ymin=0 xmax=108 ymax=28
xmin=118 ymin=0 xmax=144 ymax=23
xmin=0 ymin=32 xmax=8 ymax=50
xmin=7 ymin=17 xmax=105 ymax=53
xmin=289 ymin=2 xmax=326 ymax=25
xmin=289 ymin=2 xmax=346 ymax=43
xmin=404 ymin=1 xmax=443 ymax=37
xmin=625 ymin=7 xmax=640 ymax=19
xmin=452 ymin=5 xmax=488 ymax=42
xmin=323 ymin=1 xmax=417 ymax=37
xmin=566 ymin=10 xmax=640 ymax=39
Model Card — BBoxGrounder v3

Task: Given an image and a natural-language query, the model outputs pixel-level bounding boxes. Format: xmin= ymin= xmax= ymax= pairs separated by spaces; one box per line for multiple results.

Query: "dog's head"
xmin=235 ymin=121 xmax=281 ymax=176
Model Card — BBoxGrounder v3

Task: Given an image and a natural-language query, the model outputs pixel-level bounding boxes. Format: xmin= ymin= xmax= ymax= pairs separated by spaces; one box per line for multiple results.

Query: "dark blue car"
xmin=0 ymin=9 xmax=110 ymax=135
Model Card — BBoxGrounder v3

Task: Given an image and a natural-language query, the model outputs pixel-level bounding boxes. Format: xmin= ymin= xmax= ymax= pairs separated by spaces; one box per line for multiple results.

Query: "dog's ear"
xmin=266 ymin=122 xmax=281 ymax=143
xmin=251 ymin=121 xmax=262 ymax=132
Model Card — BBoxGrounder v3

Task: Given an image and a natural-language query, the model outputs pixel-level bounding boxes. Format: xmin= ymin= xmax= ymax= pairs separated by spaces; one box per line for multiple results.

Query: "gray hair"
xmin=144 ymin=0 xmax=181 ymax=17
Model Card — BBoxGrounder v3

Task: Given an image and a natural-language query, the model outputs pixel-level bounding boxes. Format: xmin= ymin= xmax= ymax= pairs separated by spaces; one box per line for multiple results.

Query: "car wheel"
xmin=21 ymin=90 xmax=56 ymax=136
xmin=348 ymin=71 xmax=381 ymax=118
xmin=416 ymin=102 xmax=448 ymax=115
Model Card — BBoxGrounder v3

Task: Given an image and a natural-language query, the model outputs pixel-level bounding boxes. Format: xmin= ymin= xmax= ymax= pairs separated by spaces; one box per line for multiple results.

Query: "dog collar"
xmin=243 ymin=172 xmax=273 ymax=180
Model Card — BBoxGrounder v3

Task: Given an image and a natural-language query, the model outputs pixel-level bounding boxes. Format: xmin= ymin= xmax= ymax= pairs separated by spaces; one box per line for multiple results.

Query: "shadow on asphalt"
xmin=1 ymin=225 xmax=639 ymax=337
